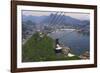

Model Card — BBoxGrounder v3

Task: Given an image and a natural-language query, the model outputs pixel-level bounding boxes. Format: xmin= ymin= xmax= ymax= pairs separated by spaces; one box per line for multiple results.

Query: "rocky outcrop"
xmin=79 ymin=51 xmax=90 ymax=60
xmin=62 ymin=47 xmax=71 ymax=56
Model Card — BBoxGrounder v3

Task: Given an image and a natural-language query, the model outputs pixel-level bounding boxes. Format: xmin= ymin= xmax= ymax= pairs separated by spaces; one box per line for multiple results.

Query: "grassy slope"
xmin=22 ymin=32 xmax=80 ymax=62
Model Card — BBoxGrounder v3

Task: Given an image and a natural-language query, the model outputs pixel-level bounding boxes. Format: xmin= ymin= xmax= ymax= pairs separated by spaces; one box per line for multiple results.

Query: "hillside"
xmin=22 ymin=32 xmax=80 ymax=62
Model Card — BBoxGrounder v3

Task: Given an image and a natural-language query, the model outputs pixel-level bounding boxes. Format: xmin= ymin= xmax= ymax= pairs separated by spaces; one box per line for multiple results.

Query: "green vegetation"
xmin=22 ymin=32 xmax=80 ymax=62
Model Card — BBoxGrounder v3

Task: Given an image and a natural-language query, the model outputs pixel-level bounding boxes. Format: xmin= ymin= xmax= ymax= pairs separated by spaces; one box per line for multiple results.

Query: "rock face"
xmin=79 ymin=51 xmax=90 ymax=60
xmin=62 ymin=47 xmax=75 ymax=57
xmin=62 ymin=47 xmax=71 ymax=56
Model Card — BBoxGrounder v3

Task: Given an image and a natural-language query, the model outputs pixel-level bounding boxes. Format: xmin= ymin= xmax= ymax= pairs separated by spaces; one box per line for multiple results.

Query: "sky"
xmin=22 ymin=10 xmax=90 ymax=20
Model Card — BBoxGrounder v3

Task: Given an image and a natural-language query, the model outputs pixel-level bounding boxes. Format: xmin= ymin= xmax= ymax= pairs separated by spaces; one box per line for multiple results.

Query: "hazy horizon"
xmin=22 ymin=10 xmax=90 ymax=21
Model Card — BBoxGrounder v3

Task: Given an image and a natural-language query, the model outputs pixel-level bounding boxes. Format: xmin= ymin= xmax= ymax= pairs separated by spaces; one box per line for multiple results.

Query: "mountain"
xmin=22 ymin=20 xmax=37 ymax=39
xmin=39 ymin=13 xmax=89 ymax=27
xmin=22 ymin=15 xmax=48 ymax=24
xmin=22 ymin=13 xmax=90 ymax=39
xmin=22 ymin=13 xmax=90 ymax=29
